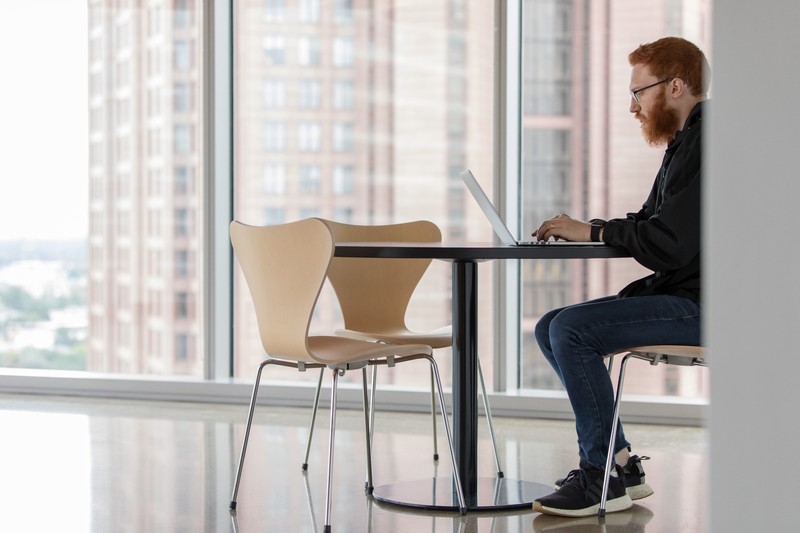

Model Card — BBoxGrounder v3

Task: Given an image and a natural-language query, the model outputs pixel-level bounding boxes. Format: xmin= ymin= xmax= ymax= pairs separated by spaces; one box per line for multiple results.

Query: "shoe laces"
xmin=559 ymin=468 xmax=583 ymax=487
xmin=560 ymin=467 xmax=593 ymax=493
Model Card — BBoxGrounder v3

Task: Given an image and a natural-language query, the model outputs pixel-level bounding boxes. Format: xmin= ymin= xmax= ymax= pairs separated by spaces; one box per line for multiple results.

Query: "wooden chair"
xmin=298 ymin=219 xmax=503 ymax=479
xmin=228 ymin=219 xmax=466 ymax=531
xmin=599 ymin=345 xmax=707 ymax=516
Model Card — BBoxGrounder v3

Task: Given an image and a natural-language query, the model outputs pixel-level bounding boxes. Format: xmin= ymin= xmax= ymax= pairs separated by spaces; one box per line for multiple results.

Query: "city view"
xmin=0 ymin=241 xmax=87 ymax=370
xmin=0 ymin=0 xmax=710 ymax=399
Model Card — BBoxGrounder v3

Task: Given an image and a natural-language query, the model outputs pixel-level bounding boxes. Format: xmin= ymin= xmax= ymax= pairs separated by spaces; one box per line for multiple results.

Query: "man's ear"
xmin=670 ymin=78 xmax=687 ymax=99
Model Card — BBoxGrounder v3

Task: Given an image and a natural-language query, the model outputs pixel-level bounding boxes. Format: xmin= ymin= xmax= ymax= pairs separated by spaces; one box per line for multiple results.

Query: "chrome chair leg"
xmin=363 ymin=365 xmax=379 ymax=491
xmin=302 ymin=367 xmax=326 ymax=471
xmin=324 ymin=367 xmax=341 ymax=533
xmin=424 ymin=355 xmax=467 ymax=514
xmin=369 ymin=364 xmax=377 ymax=449
xmin=430 ymin=366 xmax=440 ymax=461
xmin=599 ymin=353 xmax=632 ymax=517
xmin=230 ymin=359 xmax=270 ymax=510
xmin=362 ymin=367 xmax=374 ymax=493
xmin=302 ymin=466 xmax=319 ymax=532
xmin=477 ymin=359 xmax=504 ymax=477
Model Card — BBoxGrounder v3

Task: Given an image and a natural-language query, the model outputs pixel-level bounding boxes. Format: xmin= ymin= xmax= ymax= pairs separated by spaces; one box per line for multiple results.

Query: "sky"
xmin=0 ymin=1 xmax=89 ymax=241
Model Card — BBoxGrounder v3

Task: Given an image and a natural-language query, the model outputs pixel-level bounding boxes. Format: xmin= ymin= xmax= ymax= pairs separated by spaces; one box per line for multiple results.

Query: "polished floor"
xmin=0 ymin=393 xmax=707 ymax=533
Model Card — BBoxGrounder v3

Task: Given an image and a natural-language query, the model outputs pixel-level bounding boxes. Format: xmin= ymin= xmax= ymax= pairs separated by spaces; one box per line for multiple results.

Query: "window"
xmin=148 ymin=5 xmax=163 ymax=35
xmin=517 ymin=0 xmax=712 ymax=399
xmin=262 ymin=121 xmax=285 ymax=151
xmin=174 ymin=124 xmax=193 ymax=154
xmin=332 ymin=122 xmax=353 ymax=152
xmin=0 ymin=0 xmax=205 ymax=376
xmin=174 ymin=83 xmax=193 ymax=112
xmin=175 ymin=333 xmax=189 ymax=360
xmin=332 ymin=207 xmax=353 ymax=222
xmin=175 ymin=292 xmax=189 ymax=319
xmin=173 ymin=0 xmax=192 ymax=28
xmin=332 ymin=37 xmax=354 ymax=67
xmin=263 ymin=35 xmax=285 ymax=65
xmin=263 ymin=164 xmax=286 ymax=194
xmin=333 ymin=80 xmax=354 ymax=109
xmin=175 ymin=250 xmax=189 ymax=278
xmin=0 ymin=0 xmax=712 ymax=411
xmin=264 ymin=0 xmax=285 ymax=22
xmin=173 ymin=40 xmax=192 ymax=71
xmin=175 ymin=208 xmax=192 ymax=236
xmin=174 ymin=166 xmax=194 ymax=195
xmin=298 ymin=79 xmax=321 ymax=109
xmin=332 ymin=165 xmax=354 ymax=195
xmin=334 ymin=0 xmax=354 ymax=24
xmin=298 ymin=165 xmax=320 ymax=193
xmin=298 ymin=207 xmax=319 ymax=219
xmin=263 ymin=207 xmax=285 ymax=225
xmin=297 ymin=37 xmax=320 ymax=66
xmin=298 ymin=122 xmax=321 ymax=152
xmin=263 ymin=78 xmax=285 ymax=108
xmin=297 ymin=0 xmax=320 ymax=23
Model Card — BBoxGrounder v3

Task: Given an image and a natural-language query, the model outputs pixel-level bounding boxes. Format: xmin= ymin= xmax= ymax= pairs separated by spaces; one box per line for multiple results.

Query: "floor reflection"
xmin=0 ymin=394 xmax=707 ymax=533
xmin=532 ymin=505 xmax=655 ymax=533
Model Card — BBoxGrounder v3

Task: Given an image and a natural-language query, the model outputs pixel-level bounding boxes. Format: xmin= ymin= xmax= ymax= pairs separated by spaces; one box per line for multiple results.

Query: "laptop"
xmin=460 ymin=169 xmax=599 ymax=246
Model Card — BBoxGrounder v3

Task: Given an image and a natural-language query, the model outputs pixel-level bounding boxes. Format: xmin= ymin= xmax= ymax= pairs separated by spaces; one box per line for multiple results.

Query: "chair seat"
xmin=623 ymin=345 xmax=706 ymax=366
xmin=626 ymin=345 xmax=705 ymax=357
xmin=335 ymin=327 xmax=452 ymax=349
xmin=307 ymin=336 xmax=432 ymax=364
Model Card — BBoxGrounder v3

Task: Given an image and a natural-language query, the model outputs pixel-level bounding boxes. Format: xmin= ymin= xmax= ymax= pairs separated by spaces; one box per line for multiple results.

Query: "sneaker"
xmin=617 ymin=455 xmax=654 ymax=500
xmin=533 ymin=461 xmax=632 ymax=517
xmin=533 ymin=504 xmax=654 ymax=532
xmin=554 ymin=455 xmax=653 ymax=501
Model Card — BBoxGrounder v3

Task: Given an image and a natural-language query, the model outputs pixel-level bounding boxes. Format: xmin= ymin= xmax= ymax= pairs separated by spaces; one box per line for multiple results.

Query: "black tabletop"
xmin=334 ymin=241 xmax=630 ymax=261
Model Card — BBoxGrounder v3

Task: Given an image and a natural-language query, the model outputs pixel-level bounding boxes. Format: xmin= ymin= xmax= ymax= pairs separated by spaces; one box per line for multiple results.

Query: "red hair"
xmin=629 ymin=37 xmax=710 ymax=97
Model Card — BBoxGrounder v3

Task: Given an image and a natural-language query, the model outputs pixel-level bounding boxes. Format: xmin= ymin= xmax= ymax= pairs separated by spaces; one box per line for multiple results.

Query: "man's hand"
xmin=531 ymin=214 xmax=592 ymax=242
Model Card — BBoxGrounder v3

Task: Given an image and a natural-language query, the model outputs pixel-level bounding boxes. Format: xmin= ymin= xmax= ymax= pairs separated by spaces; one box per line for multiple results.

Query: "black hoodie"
xmin=601 ymin=100 xmax=704 ymax=304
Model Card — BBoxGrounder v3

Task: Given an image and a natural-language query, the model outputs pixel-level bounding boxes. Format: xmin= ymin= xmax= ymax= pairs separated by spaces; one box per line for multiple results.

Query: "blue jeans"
xmin=534 ymin=294 xmax=701 ymax=469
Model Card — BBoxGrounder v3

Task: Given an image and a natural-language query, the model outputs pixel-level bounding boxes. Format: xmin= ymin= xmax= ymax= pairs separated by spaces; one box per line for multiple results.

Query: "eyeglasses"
xmin=630 ymin=78 xmax=672 ymax=102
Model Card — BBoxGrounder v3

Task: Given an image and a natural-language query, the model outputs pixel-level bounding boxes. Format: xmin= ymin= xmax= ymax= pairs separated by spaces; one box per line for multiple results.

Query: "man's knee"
xmin=548 ymin=308 xmax=591 ymax=347
xmin=534 ymin=307 xmax=561 ymax=347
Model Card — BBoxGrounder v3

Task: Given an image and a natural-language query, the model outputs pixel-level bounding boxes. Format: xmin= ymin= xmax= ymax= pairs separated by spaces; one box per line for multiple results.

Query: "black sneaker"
xmin=617 ymin=455 xmax=653 ymax=500
xmin=533 ymin=461 xmax=632 ymax=517
xmin=554 ymin=455 xmax=653 ymax=501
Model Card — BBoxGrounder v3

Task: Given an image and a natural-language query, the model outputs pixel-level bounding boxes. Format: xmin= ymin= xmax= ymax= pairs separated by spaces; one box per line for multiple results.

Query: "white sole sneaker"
xmin=627 ymin=482 xmax=654 ymax=500
xmin=553 ymin=481 xmax=654 ymax=500
xmin=532 ymin=493 xmax=633 ymax=517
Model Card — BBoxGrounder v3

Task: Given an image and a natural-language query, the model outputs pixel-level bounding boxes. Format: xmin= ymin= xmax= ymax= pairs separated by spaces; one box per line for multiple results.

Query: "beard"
xmin=637 ymin=91 xmax=682 ymax=147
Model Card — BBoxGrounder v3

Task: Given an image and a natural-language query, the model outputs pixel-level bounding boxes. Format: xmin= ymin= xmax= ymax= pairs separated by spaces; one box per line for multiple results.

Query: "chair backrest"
xmin=230 ymin=219 xmax=334 ymax=361
xmin=318 ymin=219 xmax=442 ymax=333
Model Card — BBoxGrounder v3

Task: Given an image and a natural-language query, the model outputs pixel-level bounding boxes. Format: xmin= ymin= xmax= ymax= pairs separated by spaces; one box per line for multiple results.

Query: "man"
xmin=530 ymin=36 xmax=709 ymax=517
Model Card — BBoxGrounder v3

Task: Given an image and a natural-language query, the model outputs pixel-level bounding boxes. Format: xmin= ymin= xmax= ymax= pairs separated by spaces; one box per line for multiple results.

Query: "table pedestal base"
xmin=372 ymin=477 xmax=552 ymax=512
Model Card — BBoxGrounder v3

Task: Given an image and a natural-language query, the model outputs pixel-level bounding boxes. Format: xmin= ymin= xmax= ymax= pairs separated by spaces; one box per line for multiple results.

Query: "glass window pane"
xmin=298 ymin=79 xmax=321 ymax=109
xmin=298 ymin=0 xmax=320 ymax=23
xmin=0 ymin=1 xmax=205 ymax=376
xmin=233 ymin=0 xmax=497 ymax=389
xmin=519 ymin=0 xmax=712 ymax=398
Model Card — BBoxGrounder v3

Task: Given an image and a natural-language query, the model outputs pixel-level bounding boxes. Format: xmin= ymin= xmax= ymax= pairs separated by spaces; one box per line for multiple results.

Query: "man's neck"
xmin=676 ymin=98 xmax=704 ymax=131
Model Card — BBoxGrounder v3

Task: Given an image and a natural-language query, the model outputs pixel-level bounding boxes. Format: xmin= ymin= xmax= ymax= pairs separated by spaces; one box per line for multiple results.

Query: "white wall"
xmin=709 ymin=2 xmax=800 ymax=531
